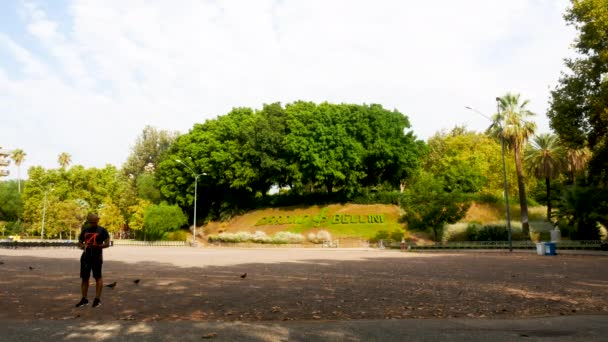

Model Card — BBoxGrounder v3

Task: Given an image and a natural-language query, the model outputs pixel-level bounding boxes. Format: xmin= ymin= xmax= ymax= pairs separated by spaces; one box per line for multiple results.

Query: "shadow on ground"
xmin=0 ymin=251 xmax=607 ymax=340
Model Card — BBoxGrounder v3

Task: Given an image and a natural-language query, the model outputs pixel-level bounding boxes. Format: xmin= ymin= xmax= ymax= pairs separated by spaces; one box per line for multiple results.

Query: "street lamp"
xmin=465 ymin=99 xmax=513 ymax=252
xmin=175 ymin=159 xmax=207 ymax=245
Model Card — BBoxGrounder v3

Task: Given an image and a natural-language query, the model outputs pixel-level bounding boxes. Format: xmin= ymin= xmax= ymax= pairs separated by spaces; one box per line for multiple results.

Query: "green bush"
xmin=143 ymin=203 xmax=188 ymax=241
xmin=272 ymin=232 xmax=305 ymax=244
xmin=444 ymin=221 xmax=525 ymax=242
xmin=475 ymin=224 xmax=509 ymax=241
xmin=389 ymin=229 xmax=405 ymax=241
xmin=352 ymin=191 xmax=403 ymax=205
xmin=369 ymin=230 xmax=390 ymax=243
xmin=207 ymin=231 xmax=305 ymax=244
xmin=443 ymin=222 xmax=478 ymax=242
xmin=162 ymin=230 xmax=189 ymax=241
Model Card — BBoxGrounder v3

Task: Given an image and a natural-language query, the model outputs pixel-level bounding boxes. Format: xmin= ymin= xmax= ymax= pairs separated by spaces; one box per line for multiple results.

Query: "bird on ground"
xmin=28 ymin=266 xmax=34 ymax=270
xmin=133 ymin=279 xmax=140 ymax=285
xmin=106 ymin=282 xmax=117 ymax=288
xmin=240 ymin=273 xmax=247 ymax=279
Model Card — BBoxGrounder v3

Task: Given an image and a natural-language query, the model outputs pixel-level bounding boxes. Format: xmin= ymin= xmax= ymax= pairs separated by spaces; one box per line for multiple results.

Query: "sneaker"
xmin=92 ymin=298 xmax=101 ymax=308
xmin=75 ymin=298 xmax=89 ymax=308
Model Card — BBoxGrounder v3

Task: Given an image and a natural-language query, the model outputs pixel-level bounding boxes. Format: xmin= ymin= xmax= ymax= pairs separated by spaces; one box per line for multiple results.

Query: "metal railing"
xmin=110 ymin=240 xmax=188 ymax=247
xmin=0 ymin=239 xmax=188 ymax=248
xmin=380 ymin=240 xmax=604 ymax=250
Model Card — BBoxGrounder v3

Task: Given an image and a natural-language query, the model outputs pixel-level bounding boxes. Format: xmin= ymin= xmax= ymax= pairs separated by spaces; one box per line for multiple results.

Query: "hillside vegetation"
xmin=204 ymin=204 xmax=403 ymax=239
xmin=203 ymin=202 xmax=550 ymax=241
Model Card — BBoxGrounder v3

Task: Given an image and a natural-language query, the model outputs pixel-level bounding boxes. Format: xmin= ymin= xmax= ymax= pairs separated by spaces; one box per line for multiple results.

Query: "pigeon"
xmin=133 ymin=279 xmax=140 ymax=285
xmin=105 ymin=282 xmax=117 ymax=289
xmin=29 ymin=266 xmax=34 ymax=270
xmin=240 ymin=273 xmax=247 ymax=279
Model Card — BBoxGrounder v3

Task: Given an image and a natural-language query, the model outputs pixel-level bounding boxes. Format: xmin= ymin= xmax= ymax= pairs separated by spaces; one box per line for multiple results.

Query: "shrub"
xmin=369 ymin=230 xmax=390 ymax=243
xmin=207 ymin=231 xmax=305 ymax=244
xmin=308 ymin=230 xmax=331 ymax=243
xmin=272 ymin=232 xmax=304 ymax=244
xmin=444 ymin=221 xmax=525 ymax=242
xmin=389 ymin=229 xmax=406 ymax=242
xmin=162 ymin=230 xmax=189 ymax=241
xmin=317 ymin=230 xmax=332 ymax=242
xmin=443 ymin=223 xmax=476 ymax=242
xmin=352 ymin=190 xmax=403 ymax=205
xmin=252 ymin=231 xmax=272 ymax=243
xmin=307 ymin=230 xmax=332 ymax=244
xmin=207 ymin=232 xmax=253 ymax=243
xmin=475 ymin=224 xmax=509 ymax=241
xmin=307 ymin=233 xmax=318 ymax=243
xmin=143 ymin=203 xmax=188 ymax=241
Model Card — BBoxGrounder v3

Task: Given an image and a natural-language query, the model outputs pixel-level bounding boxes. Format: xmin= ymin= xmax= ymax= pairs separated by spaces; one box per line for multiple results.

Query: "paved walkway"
xmin=2 ymin=315 xmax=607 ymax=341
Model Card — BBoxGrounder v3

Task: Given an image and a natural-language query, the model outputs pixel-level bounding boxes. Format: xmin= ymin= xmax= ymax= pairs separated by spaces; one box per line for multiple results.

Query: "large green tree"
xmin=99 ymin=197 xmax=125 ymax=237
xmin=128 ymin=198 xmax=152 ymax=238
xmin=492 ymin=93 xmax=537 ymax=239
xmin=122 ymin=125 xmax=180 ymax=179
xmin=524 ymin=134 xmax=566 ymax=221
xmin=285 ymin=102 xmax=366 ymax=194
xmin=157 ymin=101 xmax=424 ymax=222
xmin=425 ymin=126 xmax=516 ymax=196
xmin=0 ymin=180 xmax=23 ymax=221
xmin=22 ymin=165 xmax=127 ymax=232
xmin=548 ymin=0 xmax=608 ymax=182
xmin=400 ymin=172 xmax=471 ymax=241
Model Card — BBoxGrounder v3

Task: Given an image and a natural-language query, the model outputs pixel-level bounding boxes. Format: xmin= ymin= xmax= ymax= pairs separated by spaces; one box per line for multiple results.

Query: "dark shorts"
xmin=80 ymin=254 xmax=103 ymax=280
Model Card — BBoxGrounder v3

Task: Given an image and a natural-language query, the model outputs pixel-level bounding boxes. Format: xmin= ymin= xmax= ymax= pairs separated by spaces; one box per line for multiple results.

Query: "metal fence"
xmin=112 ymin=240 xmax=188 ymax=247
xmin=1 ymin=238 xmax=604 ymax=250
xmin=0 ymin=240 xmax=79 ymax=248
xmin=378 ymin=239 xmax=605 ymax=250
xmin=0 ymin=239 xmax=188 ymax=248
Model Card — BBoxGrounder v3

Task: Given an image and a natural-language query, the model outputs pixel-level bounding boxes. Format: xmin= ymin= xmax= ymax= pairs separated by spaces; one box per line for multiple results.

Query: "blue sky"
xmin=0 ymin=0 xmax=576 ymax=179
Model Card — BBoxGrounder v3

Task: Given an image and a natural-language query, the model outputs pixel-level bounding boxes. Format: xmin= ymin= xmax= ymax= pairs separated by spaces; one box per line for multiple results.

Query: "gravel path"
xmin=1 ymin=247 xmax=607 ymax=323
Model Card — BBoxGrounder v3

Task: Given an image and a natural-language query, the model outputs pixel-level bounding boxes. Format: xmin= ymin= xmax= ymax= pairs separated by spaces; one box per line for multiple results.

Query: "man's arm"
xmin=78 ymin=241 xmax=87 ymax=250
xmin=77 ymin=231 xmax=86 ymax=250
xmin=100 ymin=238 xmax=110 ymax=249
xmin=99 ymin=229 xmax=111 ymax=249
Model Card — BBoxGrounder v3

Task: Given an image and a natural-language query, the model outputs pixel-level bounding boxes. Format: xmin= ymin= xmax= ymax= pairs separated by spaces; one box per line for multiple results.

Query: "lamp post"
xmin=175 ymin=159 xmax=206 ymax=245
xmin=465 ymin=99 xmax=513 ymax=252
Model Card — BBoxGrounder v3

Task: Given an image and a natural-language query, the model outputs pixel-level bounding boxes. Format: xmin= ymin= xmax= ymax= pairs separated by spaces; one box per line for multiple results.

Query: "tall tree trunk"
xmin=545 ymin=177 xmax=551 ymax=222
xmin=514 ymin=146 xmax=530 ymax=239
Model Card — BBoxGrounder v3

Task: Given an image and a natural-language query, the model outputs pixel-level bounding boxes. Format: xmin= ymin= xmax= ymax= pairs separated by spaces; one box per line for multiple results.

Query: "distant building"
xmin=0 ymin=147 xmax=11 ymax=177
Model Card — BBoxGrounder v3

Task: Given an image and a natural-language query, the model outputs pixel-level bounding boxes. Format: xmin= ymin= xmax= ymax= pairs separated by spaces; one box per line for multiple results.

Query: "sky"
xmin=0 ymin=0 xmax=577 ymax=180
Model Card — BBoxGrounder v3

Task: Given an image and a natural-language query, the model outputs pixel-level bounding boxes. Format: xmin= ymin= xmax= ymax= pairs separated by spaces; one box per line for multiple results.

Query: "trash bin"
xmin=536 ymin=242 xmax=546 ymax=256
xmin=544 ymin=242 xmax=557 ymax=256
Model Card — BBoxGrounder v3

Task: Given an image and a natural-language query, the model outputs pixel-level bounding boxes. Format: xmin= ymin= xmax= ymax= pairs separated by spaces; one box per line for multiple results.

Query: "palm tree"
xmin=524 ymin=134 xmax=565 ymax=221
xmin=492 ymin=93 xmax=537 ymax=240
xmin=58 ymin=152 xmax=72 ymax=169
xmin=10 ymin=149 xmax=26 ymax=193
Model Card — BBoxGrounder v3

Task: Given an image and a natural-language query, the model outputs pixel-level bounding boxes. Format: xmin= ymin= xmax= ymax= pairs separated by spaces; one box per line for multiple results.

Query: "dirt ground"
xmin=0 ymin=247 xmax=607 ymax=323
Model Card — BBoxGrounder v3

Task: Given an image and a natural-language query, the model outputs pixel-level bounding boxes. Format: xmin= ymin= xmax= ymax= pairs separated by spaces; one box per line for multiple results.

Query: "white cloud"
xmin=0 ymin=0 xmax=576 ymax=179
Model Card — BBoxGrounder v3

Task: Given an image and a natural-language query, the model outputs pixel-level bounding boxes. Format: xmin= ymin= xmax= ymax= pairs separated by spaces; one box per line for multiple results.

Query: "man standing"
xmin=75 ymin=213 xmax=110 ymax=308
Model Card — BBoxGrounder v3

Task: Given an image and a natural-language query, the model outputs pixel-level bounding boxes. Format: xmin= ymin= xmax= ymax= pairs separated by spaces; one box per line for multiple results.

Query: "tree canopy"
xmin=156 ymin=101 xmax=425 ymax=221
xmin=548 ymin=0 xmax=608 ymax=182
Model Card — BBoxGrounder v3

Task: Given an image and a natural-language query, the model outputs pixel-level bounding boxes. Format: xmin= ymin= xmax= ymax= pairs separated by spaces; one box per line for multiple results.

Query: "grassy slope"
xmin=204 ymin=204 xmax=403 ymax=239
xmin=203 ymin=202 xmax=551 ymax=240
